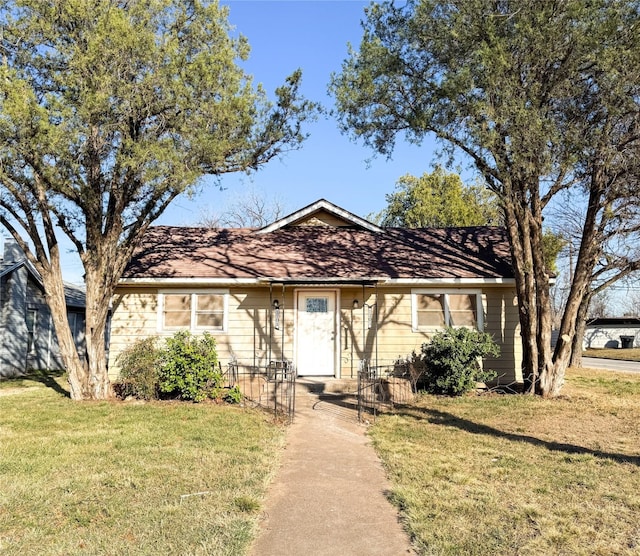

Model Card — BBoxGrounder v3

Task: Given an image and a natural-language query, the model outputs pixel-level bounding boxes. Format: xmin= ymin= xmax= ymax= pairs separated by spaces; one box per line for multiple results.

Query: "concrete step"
xmin=297 ymin=378 xmax=359 ymax=395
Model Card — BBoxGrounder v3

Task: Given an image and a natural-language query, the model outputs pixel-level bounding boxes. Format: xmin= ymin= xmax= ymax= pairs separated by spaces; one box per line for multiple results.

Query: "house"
xmin=108 ymin=199 xmax=522 ymax=386
xmin=0 ymin=238 xmax=86 ymax=378
xmin=583 ymin=317 xmax=640 ymax=349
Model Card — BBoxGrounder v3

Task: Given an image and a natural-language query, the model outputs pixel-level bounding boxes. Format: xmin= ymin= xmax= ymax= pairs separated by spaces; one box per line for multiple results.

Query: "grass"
xmin=583 ymin=347 xmax=640 ymax=362
xmin=5 ymin=366 xmax=640 ymax=555
xmin=0 ymin=374 xmax=285 ymax=555
xmin=371 ymin=367 xmax=640 ymax=555
xmin=0 ymin=369 xmax=67 ymax=391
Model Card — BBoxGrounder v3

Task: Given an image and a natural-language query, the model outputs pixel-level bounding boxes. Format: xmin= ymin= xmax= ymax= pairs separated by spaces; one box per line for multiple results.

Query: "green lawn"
xmin=0 ymin=375 xmax=285 ymax=555
xmin=4 ymin=368 xmax=640 ymax=555
xmin=583 ymin=347 xmax=640 ymax=362
xmin=371 ymin=367 xmax=640 ymax=555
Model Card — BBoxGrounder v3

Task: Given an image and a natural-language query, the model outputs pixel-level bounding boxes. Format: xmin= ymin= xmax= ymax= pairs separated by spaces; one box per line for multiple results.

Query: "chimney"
xmin=3 ymin=238 xmax=25 ymax=263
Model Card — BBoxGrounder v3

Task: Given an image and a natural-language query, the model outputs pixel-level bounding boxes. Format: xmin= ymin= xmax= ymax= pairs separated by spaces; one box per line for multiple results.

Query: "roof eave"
xmin=117 ymin=276 xmax=515 ymax=287
xmin=255 ymin=199 xmax=383 ymax=234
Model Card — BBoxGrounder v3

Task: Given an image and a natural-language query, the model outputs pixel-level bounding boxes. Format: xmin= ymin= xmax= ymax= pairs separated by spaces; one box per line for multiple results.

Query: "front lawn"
xmin=372 ymin=367 xmax=640 ymax=555
xmin=0 ymin=376 xmax=284 ymax=555
xmin=583 ymin=347 xmax=640 ymax=362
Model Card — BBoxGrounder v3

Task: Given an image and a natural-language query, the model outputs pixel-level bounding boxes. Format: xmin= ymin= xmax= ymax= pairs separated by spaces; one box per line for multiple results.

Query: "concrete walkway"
xmin=250 ymin=380 xmax=414 ymax=556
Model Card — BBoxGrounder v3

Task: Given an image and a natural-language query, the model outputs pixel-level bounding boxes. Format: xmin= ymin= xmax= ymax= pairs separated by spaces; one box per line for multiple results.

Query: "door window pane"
xmin=306 ymin=298 xmax=328 ymax=313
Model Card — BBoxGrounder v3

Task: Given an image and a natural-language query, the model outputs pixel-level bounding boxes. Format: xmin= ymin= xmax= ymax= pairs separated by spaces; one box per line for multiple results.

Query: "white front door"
xmin=296 ymin=291 xmax=337 ymax=376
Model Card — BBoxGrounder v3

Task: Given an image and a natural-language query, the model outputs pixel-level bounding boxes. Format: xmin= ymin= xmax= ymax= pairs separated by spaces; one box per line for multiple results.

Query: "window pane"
xmin=448 ymin=294 xmax=477 ymax=327
xmin=306 ymin=298 xmax=328 ymax=313
xmin=70 ymin=312 xmax=86 ymax=343
xmin=164 ymin=294 xmax=190 ymax=311
xmin=165 ymin=310 xmax=191 ymax=328
xmin=164 ymin=294 xmax=191 ymax=328
xmin=196 ymin=313 xmax=223 ymax=328
xmin=417 ymin=294 xmax=445 ymax=327
xmin=197 ymin=294 xmax=223 ymax=311
xmin=163 ymin=292 xmax=226 ymax=331
xmin=195 ymin=294 xmax=224 ymax=330
xmin=26 ymin=309 xmax=37 ymax=353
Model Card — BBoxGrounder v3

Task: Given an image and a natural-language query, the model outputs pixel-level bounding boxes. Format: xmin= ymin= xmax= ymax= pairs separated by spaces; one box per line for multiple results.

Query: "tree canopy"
xmin=0 ymin=0 xmax=317 ymax=399
xmin=331 ymin=0 xmax=640 ymax=395
xmin=374 ymin=167 xmax=502 ymax=227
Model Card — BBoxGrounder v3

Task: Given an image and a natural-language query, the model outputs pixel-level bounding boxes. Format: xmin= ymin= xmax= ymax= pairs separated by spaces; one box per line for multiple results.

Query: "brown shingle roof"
xmin=123 ymin=225 xmax=513 ymax=282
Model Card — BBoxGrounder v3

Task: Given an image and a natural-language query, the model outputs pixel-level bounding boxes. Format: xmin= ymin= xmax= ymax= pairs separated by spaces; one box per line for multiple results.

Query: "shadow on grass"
xmin=396 ymin=406 xmax=640 ymax=467
xmin=3 ymin=369 xmax=70 ymax=398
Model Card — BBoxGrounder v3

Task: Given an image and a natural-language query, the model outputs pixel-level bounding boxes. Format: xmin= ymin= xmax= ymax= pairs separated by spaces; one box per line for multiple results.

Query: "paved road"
xmin=581 ymin=357 xmax=640 ymax=373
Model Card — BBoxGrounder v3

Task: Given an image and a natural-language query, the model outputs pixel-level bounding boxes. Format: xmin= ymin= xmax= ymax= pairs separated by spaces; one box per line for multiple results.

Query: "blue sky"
xmin=156 ymin=0 xmax=443 ymax=227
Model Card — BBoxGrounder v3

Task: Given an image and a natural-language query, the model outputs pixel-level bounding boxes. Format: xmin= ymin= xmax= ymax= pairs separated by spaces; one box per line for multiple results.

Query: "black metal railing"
xmin=225 ymin=359 xmax=296 ymax=422
xmin=357 ymin=359 xmax=415 ymax=422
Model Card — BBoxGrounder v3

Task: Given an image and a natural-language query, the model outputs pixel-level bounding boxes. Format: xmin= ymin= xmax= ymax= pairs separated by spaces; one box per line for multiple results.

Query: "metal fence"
xmin=225 ymin=359 xmax=296 ymax=422
xmin=357 ymin=359 xmax=416 ymax=422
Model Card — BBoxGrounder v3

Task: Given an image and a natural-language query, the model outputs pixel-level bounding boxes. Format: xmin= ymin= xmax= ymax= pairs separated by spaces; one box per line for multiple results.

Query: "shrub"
xmin=158 ymin=331 xmax=222 ymax=402
xmin=115 ymin=337 xmax=162 ymax=400
xmin=419 ymin=327 xmax=500 ymax=396
xmin=224 ymin=385 xmax=243 ymax=404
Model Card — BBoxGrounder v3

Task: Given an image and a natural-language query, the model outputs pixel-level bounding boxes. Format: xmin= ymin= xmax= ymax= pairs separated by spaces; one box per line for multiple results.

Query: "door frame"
xmin=294 ymin=288 xmax=341 ymax=378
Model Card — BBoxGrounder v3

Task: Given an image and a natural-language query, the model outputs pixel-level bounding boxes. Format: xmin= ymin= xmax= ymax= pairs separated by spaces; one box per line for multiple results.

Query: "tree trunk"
xmin=38 ymin=259 xmax=89 ymax=399
xmin=503 ymin=197 xmax=539 ymax=393
xmin=503 ymin=183 xmax=562 ymax=395
xmin=549 ymin=184 xmax=605 ymax=394
xmin=503 ymin=154 xmax=609 ymax=397
xmin=570 ymin=293 xmax=591 ymax=368
xmin=540 ymin=252 xmax=595 ymax=396
xmin=35 ymin=239 xmax=120 ymax=400
xmin=83 ymin=269 xmax=113 ymax=399
xmin=77 ymin=225 xmax=137 ymax=400
xmin=503 ymin=180 xmax=565 ymax=397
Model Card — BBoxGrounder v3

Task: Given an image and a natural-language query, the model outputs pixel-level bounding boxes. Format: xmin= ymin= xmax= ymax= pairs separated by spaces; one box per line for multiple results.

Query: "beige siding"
xmin=108 ymin=288 xmax=159 ymax=379
xmin=342 ymin=286 xmax=522 ymax=385
xmin=109 ymin=284 xmax=522 ymax=385
xmin=293 ymin=209 xmax=353 ymax=228
xmin=349 ymin=288 xmax=429 ymax=367
xmin=483 ymin=288 xmax=523 ymax=386
xmin=108 ymin=286 xmax=296 ymax=379
xmin=223 ymin=288 xmax=296 ymax=369
xmin=338 ymin=287 xmax=371 ymax=378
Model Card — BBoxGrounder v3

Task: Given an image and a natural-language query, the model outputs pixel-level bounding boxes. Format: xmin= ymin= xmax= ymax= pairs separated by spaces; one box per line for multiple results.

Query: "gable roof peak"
xmin=256 ymin=199 xmax=383 ymax=234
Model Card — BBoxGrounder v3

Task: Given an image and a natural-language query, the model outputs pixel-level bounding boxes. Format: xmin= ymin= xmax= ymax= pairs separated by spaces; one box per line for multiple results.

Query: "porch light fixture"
xmin=352 ymin=299 xmax=359 ymax=309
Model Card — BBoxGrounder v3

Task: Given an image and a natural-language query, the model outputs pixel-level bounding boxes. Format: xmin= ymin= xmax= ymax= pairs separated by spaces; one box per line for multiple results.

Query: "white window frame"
xmin=412 ymin=289 xmax=484 ymax=332
xmin=158 ymin=290 xmax=229 ymax=333
xmin=26 ymin=307 xmax=38 ymax=354
xmin=68 ymin=312 xmax=83 ymax=342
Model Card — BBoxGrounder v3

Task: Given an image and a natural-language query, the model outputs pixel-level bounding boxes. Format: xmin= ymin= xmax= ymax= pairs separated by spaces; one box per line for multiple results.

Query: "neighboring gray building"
xmin=0 ymin=238 xmax=86 ymax=378
xmin=583 ymin=317 xmax=640 ymax=349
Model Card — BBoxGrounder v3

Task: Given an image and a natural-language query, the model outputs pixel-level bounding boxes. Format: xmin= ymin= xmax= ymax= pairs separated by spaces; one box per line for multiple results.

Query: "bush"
xmin=115 ymin=337 xmax=161 ymax=400
xmin=419 ymin=327 xmax=500 ymax=396
xmin=158 ymin=331 xmax=222 ymax=402
xmin=224 ymin=385 xmax=243 ymax=404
